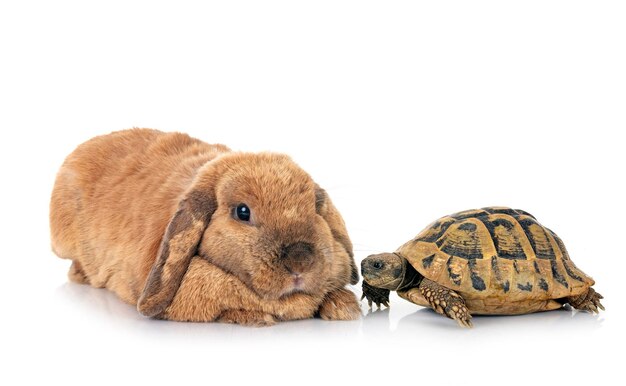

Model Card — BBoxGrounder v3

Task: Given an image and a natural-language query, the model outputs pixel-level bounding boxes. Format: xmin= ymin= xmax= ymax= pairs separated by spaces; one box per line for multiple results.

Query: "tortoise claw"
xmin=447 ymin=305 xmax=473 ymax=328
xmin=361 ymin=281 xmax=390 ymax=310
xmin=461 ymin=318 xmax=473 ymax=328
xmin=592 ymin=294 xmax=605 ymax=311
xmin=448 ymin=308 xmax=473 ymax=328
xmin=374 ymin=300 xmax=389 ymax=309
xmin=570 ymin=288 xmax=605 ymax=314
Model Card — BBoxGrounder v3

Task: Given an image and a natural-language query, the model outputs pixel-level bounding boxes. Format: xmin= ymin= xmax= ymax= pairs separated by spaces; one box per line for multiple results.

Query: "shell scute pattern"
xmin=401 ymin=207 xmax=594 ymax=301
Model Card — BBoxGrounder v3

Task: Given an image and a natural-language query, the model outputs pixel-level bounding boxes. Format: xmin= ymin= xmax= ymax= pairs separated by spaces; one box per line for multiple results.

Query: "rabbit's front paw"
xmin=317 ymin=288 xmax=362 ymax=321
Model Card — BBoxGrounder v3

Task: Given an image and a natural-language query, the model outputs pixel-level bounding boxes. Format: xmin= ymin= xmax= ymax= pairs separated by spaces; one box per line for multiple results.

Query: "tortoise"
xmin=361 ymin=207 xmax=604 ymax=327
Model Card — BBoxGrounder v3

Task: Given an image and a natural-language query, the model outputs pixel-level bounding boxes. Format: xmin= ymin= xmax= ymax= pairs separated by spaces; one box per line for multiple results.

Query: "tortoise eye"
xmin=372 ymin=261 xmax=384 ymax=270
xmin=235 ymin=204 xmax=251 ymax=222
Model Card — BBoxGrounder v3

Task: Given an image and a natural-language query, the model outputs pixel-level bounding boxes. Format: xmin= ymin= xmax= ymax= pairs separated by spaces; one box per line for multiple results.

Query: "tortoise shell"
xmin=398 ymin=207 xmax=594 ymax=307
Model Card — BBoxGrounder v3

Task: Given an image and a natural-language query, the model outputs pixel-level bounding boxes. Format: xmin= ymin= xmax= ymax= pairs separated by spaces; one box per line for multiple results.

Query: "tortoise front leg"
xmin=419 ymin=278 xmax=473 ymax=328
xmin=361 ymin=281 xmax=390 ymax=309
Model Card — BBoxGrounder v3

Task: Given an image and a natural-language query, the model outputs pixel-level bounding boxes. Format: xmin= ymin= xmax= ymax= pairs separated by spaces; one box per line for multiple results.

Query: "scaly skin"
xmin=567 ymin=287 xmax=605 ymax=313
xmin=419 ymin=278 xmax=472 ymax=328
xmin=361 ymin=281 xmax=390 ymax=309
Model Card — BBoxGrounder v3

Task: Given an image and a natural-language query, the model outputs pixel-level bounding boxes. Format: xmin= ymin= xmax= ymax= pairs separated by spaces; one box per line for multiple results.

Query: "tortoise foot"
xmin=361 ymin=281 xmax=390 ymax=309
xmin=441 ymin=294 xmax=473 ymax=328
xmin=420 ymin=278 xmax=473 ymax=328
xmin=568 ymin=287 xmax=605 ymax=314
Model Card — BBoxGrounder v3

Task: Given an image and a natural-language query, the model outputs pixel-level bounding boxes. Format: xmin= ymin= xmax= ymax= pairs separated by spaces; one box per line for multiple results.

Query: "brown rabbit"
xmin=50 ymin=128 xmax=361 ymax=325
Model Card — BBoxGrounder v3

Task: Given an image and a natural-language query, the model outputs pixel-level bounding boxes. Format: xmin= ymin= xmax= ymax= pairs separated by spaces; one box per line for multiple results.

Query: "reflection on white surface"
xmin=54 ymin=281 xmax=605 ymax=340
xmin=2 ymin=258 xmax=617 ymax=386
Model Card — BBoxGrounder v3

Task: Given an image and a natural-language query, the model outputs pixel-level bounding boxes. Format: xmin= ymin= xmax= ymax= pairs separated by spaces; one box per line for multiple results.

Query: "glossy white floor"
xmin=4 ymin=187 xmax=621 ymax=386
xmin=1 ymin=2 xmax=624 ymax=385
xmin=4 ymin=255 xmax=618 ymax=386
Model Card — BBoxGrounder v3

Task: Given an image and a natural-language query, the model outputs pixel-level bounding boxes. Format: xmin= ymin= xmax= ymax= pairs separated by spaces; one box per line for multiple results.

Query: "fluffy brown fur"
xmin=50 ymin=129 xmax=361 ymax=325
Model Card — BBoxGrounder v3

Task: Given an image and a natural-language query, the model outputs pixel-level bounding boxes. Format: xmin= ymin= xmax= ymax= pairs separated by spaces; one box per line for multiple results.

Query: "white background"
xmin=1 ymin=1 xmax=624 ymax=385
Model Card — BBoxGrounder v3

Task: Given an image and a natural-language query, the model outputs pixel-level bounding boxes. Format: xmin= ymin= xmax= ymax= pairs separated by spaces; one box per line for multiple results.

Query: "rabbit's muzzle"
xmin=280 ymin=242 xmax=315 ymax=276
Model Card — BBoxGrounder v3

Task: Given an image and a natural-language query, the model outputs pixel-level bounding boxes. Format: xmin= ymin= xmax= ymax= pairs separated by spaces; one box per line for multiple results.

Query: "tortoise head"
xmin=361 ymin=253 xmax=407 ymax=290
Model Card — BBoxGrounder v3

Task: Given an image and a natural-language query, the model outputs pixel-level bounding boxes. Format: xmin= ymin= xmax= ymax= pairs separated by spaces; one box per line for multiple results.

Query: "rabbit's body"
xmin=50 ymin=129 xmax=360 ymax=325
xmin=51 ymin=129 xmax=227 ymax=303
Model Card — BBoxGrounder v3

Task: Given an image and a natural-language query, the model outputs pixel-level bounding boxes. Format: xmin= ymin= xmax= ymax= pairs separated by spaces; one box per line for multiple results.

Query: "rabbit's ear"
xmin=138 ymin=190 xmax=216 ymax=317
xmin=315 ymin=187 xmax=359 ymax=285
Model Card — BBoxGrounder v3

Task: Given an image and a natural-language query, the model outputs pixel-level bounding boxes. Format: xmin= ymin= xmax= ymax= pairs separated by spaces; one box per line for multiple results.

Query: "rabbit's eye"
xmin=235 ymin=204 xmax=251 ymax=222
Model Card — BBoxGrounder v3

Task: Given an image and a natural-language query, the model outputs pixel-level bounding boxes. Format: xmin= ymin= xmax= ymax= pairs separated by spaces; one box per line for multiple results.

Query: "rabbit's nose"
xmin=280 ymin=242 xmax=315 ymax=273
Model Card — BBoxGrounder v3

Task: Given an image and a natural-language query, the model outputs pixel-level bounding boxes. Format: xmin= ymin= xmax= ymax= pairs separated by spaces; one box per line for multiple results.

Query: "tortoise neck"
xmin=395 ymin=255 xmax=423 ymax=291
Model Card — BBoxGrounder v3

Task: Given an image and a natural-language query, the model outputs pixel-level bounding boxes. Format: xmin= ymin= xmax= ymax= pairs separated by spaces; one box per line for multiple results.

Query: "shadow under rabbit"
xmin=55 ymin=282 xmax=362 ymax=343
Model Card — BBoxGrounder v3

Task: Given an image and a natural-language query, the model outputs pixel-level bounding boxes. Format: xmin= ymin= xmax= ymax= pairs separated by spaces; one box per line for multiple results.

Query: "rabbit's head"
xmin=138 ymin=152 xmax=357 ymax=317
